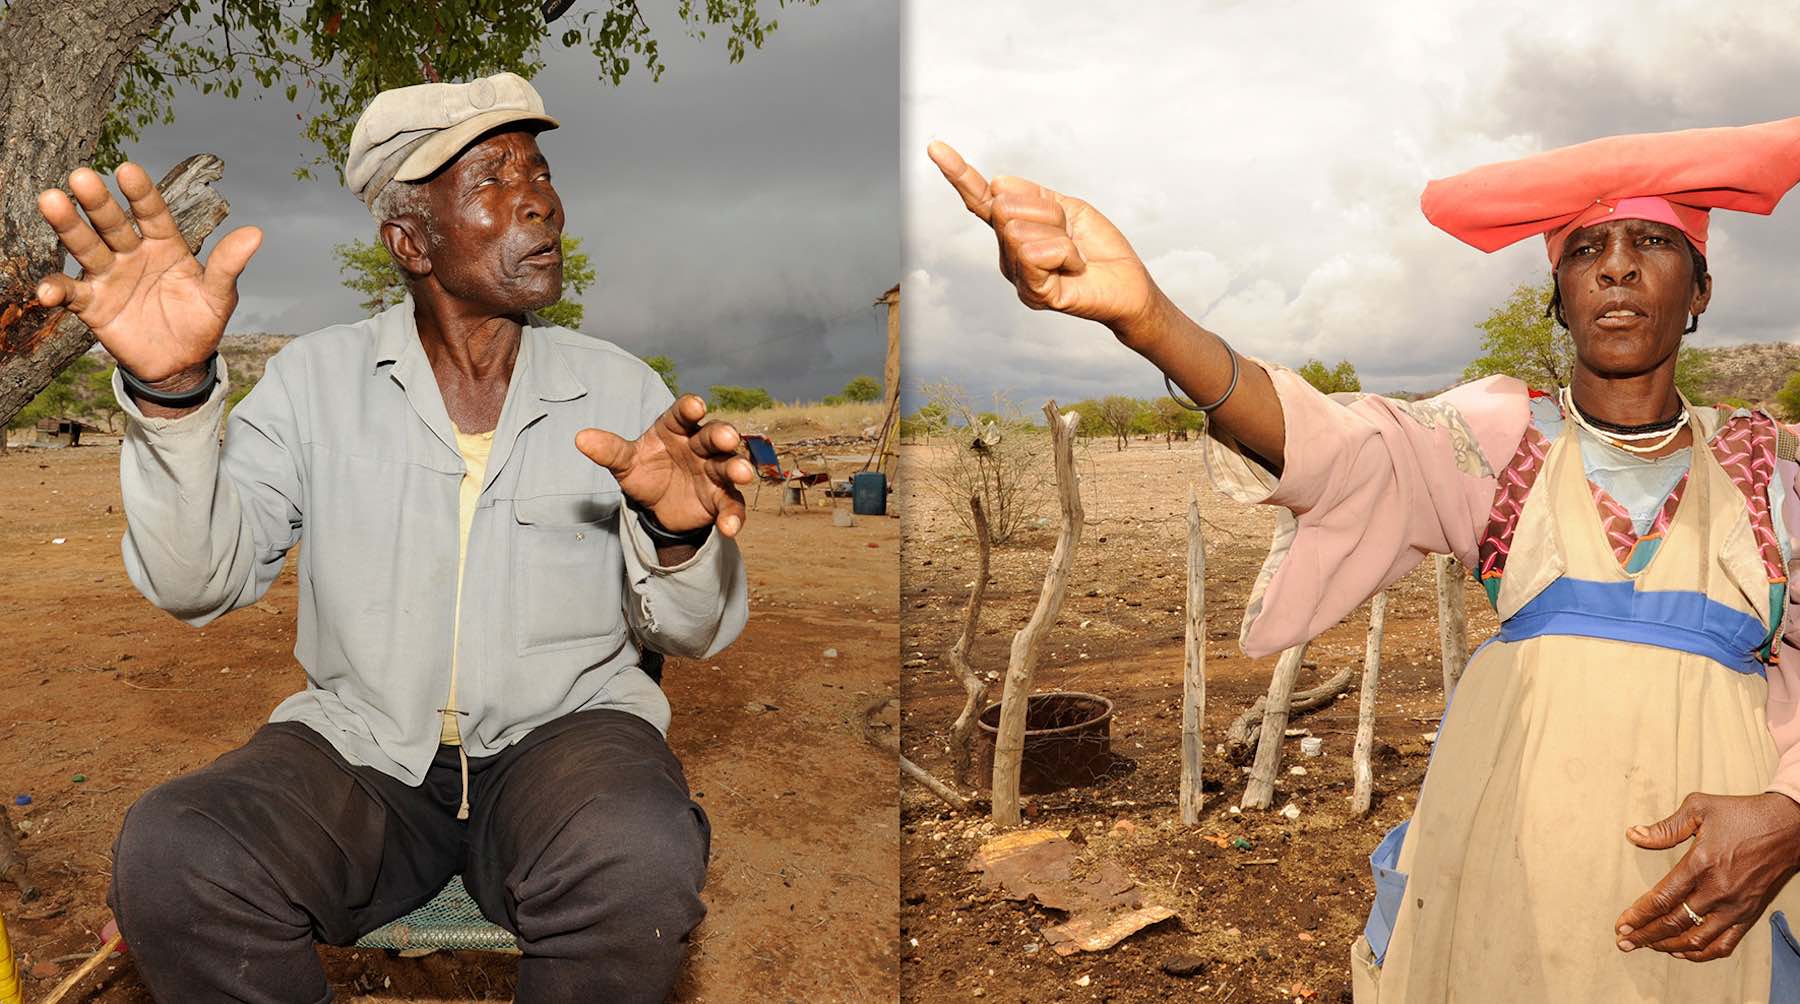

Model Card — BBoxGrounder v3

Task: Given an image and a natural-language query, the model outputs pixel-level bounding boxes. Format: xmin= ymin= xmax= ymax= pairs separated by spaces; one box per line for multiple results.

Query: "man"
xmin=32 ymin=72 xmax=751 ymax=1003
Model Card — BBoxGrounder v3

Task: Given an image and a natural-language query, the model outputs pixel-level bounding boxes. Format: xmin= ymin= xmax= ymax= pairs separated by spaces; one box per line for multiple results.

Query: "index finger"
xmin=928 ymin=140 xmax=994 ymax=222
xmin=116 ymin=162 xmax=182 ymax=243
xmin=658 ymin=394 xmax=709 ymax=437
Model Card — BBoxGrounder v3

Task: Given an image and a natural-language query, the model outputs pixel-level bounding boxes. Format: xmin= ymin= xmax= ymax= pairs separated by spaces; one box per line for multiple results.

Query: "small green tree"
xmin=1095 ymin=395 xmax=1142 ymax=451
xmin=1151 ymin=396 xmax=1205 ymax=447
xmin=1296 ymin=358 xmax=1362 ymax=395
xmin=1465 ymin=280 xmax=1571 ymax=391
xmin=841 ymin=375 xmax=881 ymax=403
xmin=1776 ymin=374 xmax=1800 ymax=423
xmin=332 ymin=234 xmax=596 ymax=325
xmin=643 ymin=355 xmax=679 ymax=397
xmin=710 ymin=385 xmax=775 ymax=411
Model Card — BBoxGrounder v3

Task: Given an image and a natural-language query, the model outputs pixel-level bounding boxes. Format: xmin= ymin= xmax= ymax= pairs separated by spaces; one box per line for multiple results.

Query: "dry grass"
xmin=708 ymin=400 xmax=886 ymax=441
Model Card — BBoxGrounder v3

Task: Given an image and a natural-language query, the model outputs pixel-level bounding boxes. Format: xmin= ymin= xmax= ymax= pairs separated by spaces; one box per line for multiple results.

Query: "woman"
xmin=929 ymin=116 xmax=1800 ymax=1002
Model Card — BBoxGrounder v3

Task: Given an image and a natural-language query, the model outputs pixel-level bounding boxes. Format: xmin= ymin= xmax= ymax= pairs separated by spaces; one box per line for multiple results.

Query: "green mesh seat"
xmin=355 ymin=877 xmax=520 ymax=954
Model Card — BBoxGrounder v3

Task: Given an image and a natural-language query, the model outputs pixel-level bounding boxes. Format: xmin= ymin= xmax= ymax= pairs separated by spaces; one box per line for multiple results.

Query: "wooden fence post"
xmin=1180 ymin=488 xmax=1206 ymax=824
xmin=946 ymin=495 xmax=994 ymax=783
xmin=1351 ymin=590 xmax=1389 ymax=816
xmin=1242 ymin=642 xmax=1309 ymax=809
xmin=1435 ymin=554 xmax=1468 ymax=701
xmin=990 ymin=402 xmax=1084 ymax=827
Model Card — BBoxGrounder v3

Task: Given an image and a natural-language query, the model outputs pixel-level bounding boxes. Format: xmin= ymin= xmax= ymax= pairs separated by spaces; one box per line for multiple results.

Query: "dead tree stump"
xmin=1242 ymin=643 xmax=1310 ymax=809
xmin=990 ymin=401 xmax=1083 ymax=827
xmin=947 ymin=495 xmax=993 ymax=784
xmin=1352 ymin=590 xmax=1390 ymax=816
xmin=1180 ymin=488 xmax=1206 ymax=824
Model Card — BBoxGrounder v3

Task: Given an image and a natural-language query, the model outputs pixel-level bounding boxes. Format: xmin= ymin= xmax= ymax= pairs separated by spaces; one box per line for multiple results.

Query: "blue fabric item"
xmin=1364 ymin=820 xmax=1410 ymax=965
xmin=1772 ymin=912 xmax=1800 ymax=1002
xmin=1497 ymin=578 xmax=1769 ymax=677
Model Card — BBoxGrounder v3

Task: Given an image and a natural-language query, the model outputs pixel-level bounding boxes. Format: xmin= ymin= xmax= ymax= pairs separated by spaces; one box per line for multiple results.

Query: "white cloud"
xmin=904 ymin=0 xmax=1800 ymax=406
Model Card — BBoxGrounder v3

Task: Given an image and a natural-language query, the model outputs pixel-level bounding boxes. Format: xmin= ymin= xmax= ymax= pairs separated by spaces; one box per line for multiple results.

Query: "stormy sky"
xmin=119 ymin=0 xmax=898 ymax=403
xmin=903 ymin=0 xmax=1800 ymax=410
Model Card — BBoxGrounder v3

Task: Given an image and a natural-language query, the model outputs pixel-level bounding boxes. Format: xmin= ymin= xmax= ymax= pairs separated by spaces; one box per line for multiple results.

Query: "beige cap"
xmin=346 ymin=72 xmax=560 ymax=208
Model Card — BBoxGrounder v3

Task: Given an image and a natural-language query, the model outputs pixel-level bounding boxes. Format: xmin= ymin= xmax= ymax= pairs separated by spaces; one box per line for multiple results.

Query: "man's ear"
xmin=380 ymin=218 xmax=432 ymax=279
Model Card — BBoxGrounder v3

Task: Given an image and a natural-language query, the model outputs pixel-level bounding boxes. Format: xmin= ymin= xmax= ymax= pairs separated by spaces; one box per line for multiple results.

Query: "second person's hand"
xmin=927 ymin=140 xmax=1164 ymax=344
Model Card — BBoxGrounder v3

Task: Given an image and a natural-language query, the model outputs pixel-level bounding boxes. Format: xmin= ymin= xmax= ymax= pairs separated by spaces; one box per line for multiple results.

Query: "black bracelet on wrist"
xmin=627 ymin=499 xmax=713 ymax=549
xmin=120 ymin=352 xmax=220 ymax=408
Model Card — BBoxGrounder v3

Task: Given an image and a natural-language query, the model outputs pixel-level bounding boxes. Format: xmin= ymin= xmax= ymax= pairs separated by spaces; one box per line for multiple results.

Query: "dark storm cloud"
xmin=121 ymin=0 xmax=897 ymax=402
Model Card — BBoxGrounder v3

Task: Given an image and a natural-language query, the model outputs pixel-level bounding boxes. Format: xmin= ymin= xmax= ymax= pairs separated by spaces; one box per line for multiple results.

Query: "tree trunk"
xmin=1180 ymin=488 xmax=1206 ymax=824
xmin=990 ymin=401 xmax=1083 ymax=827
xmin=1435 ymin=554 xmax=1468 ymax=702
xmin=1241 ymin=642 xmax=1309 ymax=809
xmin=1352 ymin=590 xmax=1389 ymax=816
xmin=947 ymin=494 xmax=993 ymax=784
xmin=0 ymin=0 xmax=186 ymax=424
xmin=1226 ymin=660 xmax=1351 ymax=757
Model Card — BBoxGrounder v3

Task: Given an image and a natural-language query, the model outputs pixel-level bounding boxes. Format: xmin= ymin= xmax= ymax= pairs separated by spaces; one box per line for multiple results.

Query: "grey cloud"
xmin=122 ymin=0 xmax=897 ymax=401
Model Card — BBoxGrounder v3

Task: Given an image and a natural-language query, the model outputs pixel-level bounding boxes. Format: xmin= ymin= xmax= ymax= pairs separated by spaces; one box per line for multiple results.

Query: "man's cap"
xmin=346 ymin=72 xmax=560 ymax=210
xmin=1420 ymin=116 xmax=1800 ymax=263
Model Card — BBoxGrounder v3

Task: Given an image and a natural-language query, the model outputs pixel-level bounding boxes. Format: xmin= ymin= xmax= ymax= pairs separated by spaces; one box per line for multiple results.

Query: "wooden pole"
xmin=947 ymin=495 xmax=993 ymax=783
xmin=990 ymin=401 xmax=1084 ymax=827
xmin=1351 ymin=590 xmax=1389 ymax=816
xmin=1181 ymin=488 xmax=1207 ymax=824
xmin=876 ymin=284 xmax=901 ymax=478
xmin=1435 ymin=554 xmax=1468 ymax=701
xmin=1242 ymin=642 xmax=1309 ymax=810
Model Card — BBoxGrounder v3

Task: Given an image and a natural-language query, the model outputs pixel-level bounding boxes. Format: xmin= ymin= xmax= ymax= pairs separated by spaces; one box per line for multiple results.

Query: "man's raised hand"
xmin=927 ymin=140 xmax=1159 ymax=336
xmin=574 ymin=395 xmax=755 ymax=539
xmin=35 ymin=163 xmax=262 ymax=385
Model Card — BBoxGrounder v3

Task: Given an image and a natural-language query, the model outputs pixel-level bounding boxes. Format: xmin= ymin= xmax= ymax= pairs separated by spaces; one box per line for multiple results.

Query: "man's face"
xmin=419 ymin=127 xmax=565 ymax=314
xmin=1554 ymin=217 xmax=1710 ymax=379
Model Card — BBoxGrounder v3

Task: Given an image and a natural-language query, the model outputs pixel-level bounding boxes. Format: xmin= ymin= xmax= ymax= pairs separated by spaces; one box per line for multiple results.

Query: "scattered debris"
xmin=823 ymin=648 xmax=839 ymax=658
xmin=1280 ymin=803 xmax=1301 ymax=821
xmin=1161 ymin=954 xmax=1208 ymax=978
xmin=970 ymin=829 xmax=1177 ymax=955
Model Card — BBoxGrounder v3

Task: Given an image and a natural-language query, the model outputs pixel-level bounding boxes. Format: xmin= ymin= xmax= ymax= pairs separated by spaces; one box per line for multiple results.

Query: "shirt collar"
xmin=369 ymin=296 xmax=588 ymax=405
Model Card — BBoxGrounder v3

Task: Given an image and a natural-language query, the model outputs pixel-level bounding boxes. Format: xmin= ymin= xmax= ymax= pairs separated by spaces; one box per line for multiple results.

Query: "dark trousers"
xmin=106 ymin=709 xmax=710 ymax=1004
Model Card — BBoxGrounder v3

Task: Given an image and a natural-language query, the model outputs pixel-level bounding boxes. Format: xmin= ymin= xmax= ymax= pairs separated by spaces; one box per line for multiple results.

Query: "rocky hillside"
xmin=1696 ymin=341 xmax=1800 ymax=406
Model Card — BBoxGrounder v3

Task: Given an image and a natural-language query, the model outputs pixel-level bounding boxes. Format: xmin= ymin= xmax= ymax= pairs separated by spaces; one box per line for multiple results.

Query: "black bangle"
xmin=1165 ymin=345 xmax=1240 ymax=413
xmin=628 ymin=500 xmax=713 ymax=548
xmin=120 ymin=353 xmax=220 ymax=408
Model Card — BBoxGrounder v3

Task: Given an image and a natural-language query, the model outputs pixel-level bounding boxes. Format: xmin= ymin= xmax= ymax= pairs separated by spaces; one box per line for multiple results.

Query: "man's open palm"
xmin=575 ymin=395 xmax=755 ymax=539
xmin=36 ymin=162 xmax=261 ymax=384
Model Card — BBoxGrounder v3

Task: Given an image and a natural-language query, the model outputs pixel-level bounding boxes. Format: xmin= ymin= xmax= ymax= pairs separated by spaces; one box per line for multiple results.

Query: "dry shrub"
xmin=916 ymin=381 xmax=1055 ymax=545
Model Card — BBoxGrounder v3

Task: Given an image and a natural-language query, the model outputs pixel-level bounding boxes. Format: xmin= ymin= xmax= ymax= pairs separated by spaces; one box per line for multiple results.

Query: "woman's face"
xmin=1554 ymin=218 xmax=1711 ymax=380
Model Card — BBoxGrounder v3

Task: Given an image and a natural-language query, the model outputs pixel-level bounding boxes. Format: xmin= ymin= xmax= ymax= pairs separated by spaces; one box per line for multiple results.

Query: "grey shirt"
xmin=113 ymin=299 xmax=748 ymax=784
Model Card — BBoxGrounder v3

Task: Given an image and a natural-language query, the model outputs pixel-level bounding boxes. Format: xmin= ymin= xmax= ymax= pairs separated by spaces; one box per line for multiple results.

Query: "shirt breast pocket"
xmin=510 ymin=491 xmax=625 ymax=655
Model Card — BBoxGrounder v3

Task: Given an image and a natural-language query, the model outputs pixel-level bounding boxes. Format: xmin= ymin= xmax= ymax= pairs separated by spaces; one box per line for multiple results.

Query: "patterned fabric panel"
xmin=1476 ymin=404 xmax=1785 ymax=596
xmin=1711 ymin=413 xmax=1787 ymax=584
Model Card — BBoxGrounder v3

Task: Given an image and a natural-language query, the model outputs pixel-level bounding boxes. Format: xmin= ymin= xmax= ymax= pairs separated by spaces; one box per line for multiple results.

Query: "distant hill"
xmin=1694 ymin=342 xmax=1800 ymax=406
xmin=90 ymin=332 xmax=292 ymax=383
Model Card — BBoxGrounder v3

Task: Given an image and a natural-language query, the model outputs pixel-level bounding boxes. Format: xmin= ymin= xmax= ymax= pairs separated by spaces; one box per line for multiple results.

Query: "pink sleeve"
xmin=1203 ymin=363 xmax=1530 ymax=658
xmin=1766 ymin=452 xmax=1800 ymax=804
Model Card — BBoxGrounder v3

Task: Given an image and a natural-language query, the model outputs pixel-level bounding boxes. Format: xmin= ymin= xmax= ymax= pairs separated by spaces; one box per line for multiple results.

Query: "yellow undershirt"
xmin=443 ymin=425 xmax=494 ymax=747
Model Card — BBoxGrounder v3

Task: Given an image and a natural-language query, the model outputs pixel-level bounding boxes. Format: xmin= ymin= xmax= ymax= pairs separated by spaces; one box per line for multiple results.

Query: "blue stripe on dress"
xmin=1497 ymin=578 xmax=1768 ymax=677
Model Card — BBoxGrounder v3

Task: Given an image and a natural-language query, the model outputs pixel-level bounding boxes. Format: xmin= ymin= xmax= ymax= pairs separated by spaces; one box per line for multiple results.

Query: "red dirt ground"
xmin=898 ymin=437 xmax=1498 ymax=1004
xmin=0 ymin=437 xmax=898 ymax=1003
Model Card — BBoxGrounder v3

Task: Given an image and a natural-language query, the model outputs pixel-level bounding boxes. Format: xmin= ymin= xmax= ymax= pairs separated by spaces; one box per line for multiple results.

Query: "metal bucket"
xmin=973 ymin=691 xmax=1116 ymax=793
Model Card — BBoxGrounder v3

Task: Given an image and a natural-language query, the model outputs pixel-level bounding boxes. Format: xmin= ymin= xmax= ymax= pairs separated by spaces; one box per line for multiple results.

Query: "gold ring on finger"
xmin=1682 ymin=901 xmax=1705 ymax=928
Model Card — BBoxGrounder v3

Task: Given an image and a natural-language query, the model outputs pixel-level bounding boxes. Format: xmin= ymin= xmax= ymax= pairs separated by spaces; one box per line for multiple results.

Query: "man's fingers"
xmin=1644 ymin=901 xmax=1733 ymax=955
xmin=715 ymin=486 xmax=747 ymax=538
xmin=927 ymin=140 xmax=994 ymax=222
xmin=33 ymin=273 xmax=90 ymax=313
xmin=68 ymin=167 xmax=141 ymax=255
xmin=574 ymin=427 xmax=636 ymax=474
xmin=705 ymin=456 xmax=756 ymax=488
xmin=991 ymin=192 xmax=1066 ymax=230
xmin=1629 ymin=794 xmax=1706 ymax=850
xmin=658 ymin=394 xmax=709 ymax=438
xmin=687 ymin=420 xmax=742 ymax=459
xmin=37 ymin=187 xmax=114 ymax=275
xmin=117 ymin=162 xmax=183 ymax=242
xmin=200 ymin=226 xmax=263 ymax=304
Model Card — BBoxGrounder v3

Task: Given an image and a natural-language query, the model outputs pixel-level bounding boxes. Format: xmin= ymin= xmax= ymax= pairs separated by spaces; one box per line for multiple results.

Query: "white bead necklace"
xmin=1560 ymin=386 xmax=1688 ymax=455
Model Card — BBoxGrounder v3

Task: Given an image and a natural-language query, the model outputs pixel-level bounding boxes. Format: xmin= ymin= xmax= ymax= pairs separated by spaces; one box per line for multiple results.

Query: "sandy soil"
xmin=0 ymin=436 xmax=898 ymax=1003
xmin=897 ymin=436 xmax=1498 ymax=1004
